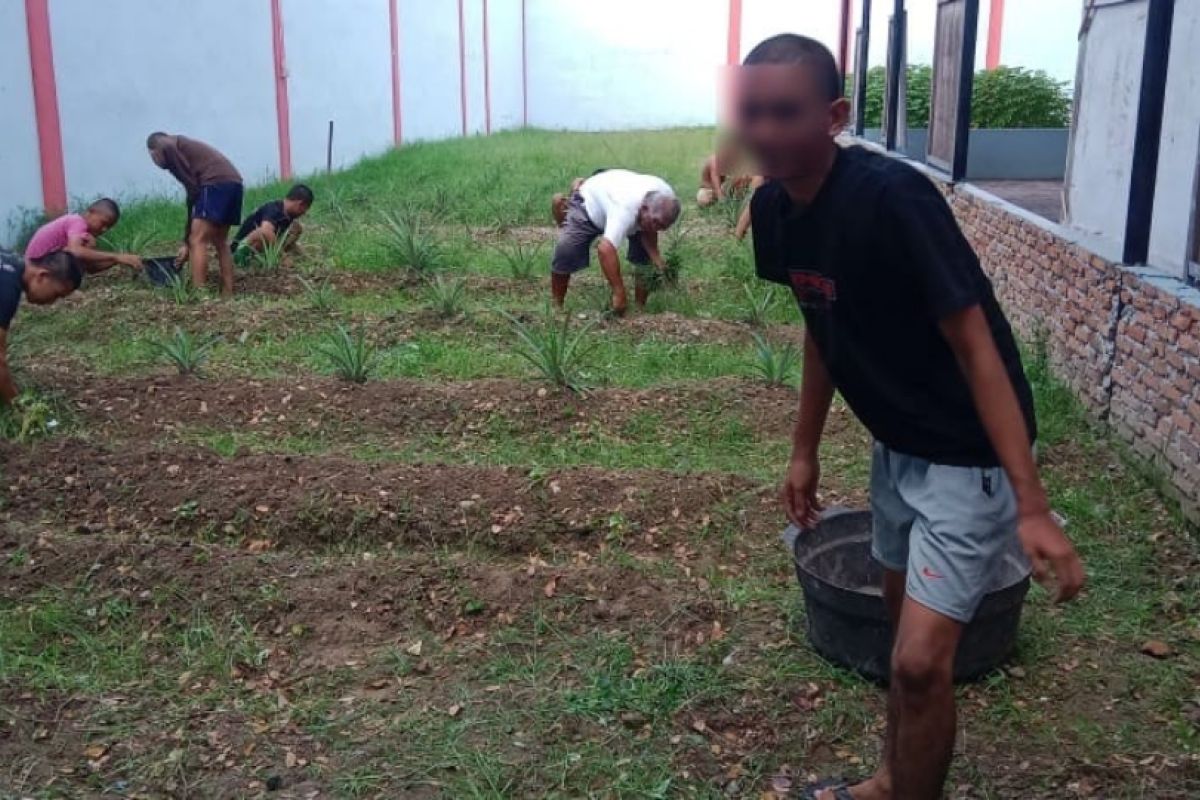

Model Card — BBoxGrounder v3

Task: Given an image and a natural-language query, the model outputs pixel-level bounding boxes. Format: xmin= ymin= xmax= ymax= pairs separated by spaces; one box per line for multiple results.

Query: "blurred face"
xmin=24 ymin=270 xmax=75 ymax=306
xmin=149 ymin=146 xmax=167 ymax=168
xmin=84 ymin=209 xmax=116 ymax=237
xmin=733 ymin=63 xmax=849 ymax=180
xmin=284 ymin=199 xmax=311 ymax=218
xmin=637 ymin=205 xmax=674 ymax=233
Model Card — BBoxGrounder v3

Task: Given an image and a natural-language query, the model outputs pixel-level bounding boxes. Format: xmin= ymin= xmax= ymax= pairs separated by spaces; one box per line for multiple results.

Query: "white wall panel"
xmin=487 ymin=0 xmax=525 ymax=131
xmin=399 ymin=0 xmax=463 ymax=141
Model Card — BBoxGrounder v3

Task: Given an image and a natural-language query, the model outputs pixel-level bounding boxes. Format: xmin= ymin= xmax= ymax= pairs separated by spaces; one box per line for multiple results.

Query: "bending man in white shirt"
xmin=550 ymin=169 xmax=682 ymax=315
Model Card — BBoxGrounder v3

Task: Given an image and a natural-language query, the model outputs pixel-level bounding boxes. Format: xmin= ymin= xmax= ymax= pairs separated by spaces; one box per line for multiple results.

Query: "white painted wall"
xmin=488 ymin=0 xmax=525 ymax=130
xmin=399 ymin=0 xmax=462 ymax=141
xmin=1148 ymin=1 xmax=1200 ymax=277
xmin=463 ymin=0 xmax=488 ymax=135
xmin=526 ymin=0 xmax=726 ymax=130
xmin=48 ymin=0 xmax=278 ymax=206
xmin=284 ymin=0 xmax=394 ymax=175
xmin=0 ymin=2 xmax=43 ymax=244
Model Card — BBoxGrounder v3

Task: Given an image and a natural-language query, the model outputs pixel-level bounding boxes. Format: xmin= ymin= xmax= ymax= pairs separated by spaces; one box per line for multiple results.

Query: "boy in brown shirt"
xmin=147 ymin=132 xmax=243 ymax=297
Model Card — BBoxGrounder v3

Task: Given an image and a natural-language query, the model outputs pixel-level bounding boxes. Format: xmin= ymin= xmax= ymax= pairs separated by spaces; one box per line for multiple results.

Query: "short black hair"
xmin=31 ymin=250 xmax=83 ymax=290
xmin=287 ymin=184 xmax=315 ymax=205
xmin=88 ymin=197 xmax=120 ymax=223
xmin=146 ymin=131 xmax=169 ymax=148
xmin=743 ymin=34 xmax=843 ymax=101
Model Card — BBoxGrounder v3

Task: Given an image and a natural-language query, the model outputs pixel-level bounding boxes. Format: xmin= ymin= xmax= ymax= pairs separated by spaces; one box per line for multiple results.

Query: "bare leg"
xmin=890 ymin=598 xmax=962 ymax=800
xmin=596 ymin=243 xmax=627 ymax=316
xmin=189 ymin=218 xmax=211 ymax=290
xmin=212 ymin=224 xmax=234 ymax=298
xmin=551 ymin=272 xmax=571 ymax=308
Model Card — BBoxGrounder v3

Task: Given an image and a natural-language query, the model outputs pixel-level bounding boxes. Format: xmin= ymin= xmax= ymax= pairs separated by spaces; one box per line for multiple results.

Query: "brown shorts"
xmin=551 ymin=193 xmax=649 ymax=275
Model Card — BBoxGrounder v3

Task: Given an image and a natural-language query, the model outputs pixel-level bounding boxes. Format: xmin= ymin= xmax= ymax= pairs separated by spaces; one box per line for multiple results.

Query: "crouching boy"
xmin=24 ymin=198 xmax=142 ymax=275
xmin=0 ymin=250 xmax=83 ymax=402
xmin=232 ymin=184 xmax=314 ymax=267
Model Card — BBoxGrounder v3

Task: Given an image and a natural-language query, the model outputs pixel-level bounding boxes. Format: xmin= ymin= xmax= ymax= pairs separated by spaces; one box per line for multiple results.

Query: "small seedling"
xmin=495 ymin=240 xmax=545 ymax=281
xmin=502 ymin=310 xmax=598 ymax=392
xmin=749 ymin=331 xmax=799 ymax=387
xmin=99 ymin=226 xmax=159 ymax=257
xmin=424 ymin=274 xmax=467 ymax=319
xmin=298 ymin=276 xmax=337 ymax=312
xmin=317 ymin=325 xmax=377 ymax=383
xmin=163 ymin=270 xmax=201 ymax=304
xmin=380 ymin=209 xmax=442 ymax=274
xmin=741 ymin=282 xmax=782 ymax=326
xmin=153 ymin=328 xmax=220 ymax=375
xmin=0 ymin=392 xmax=59 ymax=443
xmin=255 ymin=236 xmax=288 ymax=272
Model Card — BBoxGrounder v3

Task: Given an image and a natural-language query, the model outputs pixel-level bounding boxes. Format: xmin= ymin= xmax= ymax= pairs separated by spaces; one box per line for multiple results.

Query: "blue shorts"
xmin=194 ymin=182 xmax=244 ymax=227
xmin=870 ymin=442 xmax=1030 ymax=623
xmin=551 ymin=193 xmax=649 ymax=274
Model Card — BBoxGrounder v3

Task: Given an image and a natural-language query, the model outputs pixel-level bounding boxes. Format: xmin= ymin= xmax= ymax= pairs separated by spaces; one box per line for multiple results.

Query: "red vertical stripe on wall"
xmin=24 ymin=0 xmax=67 ymax=215
xmin=483 ymin=0 xmax=492 ymax=134
xmin=390 ymin=0 xmax=403 ymax=145
xmin=986 ymin=0 xmax=1005 ymax=69
xmin=726 ymin=0 xmax=743 ymax=66
xmin=521 ymin=0 xmax=529 ymax=126
xmin=270 ymin=0 xmax=293 ymax=179
xmin=837 ymin=0 xmax=853 ymax=72
xmin=457 ymin=0 xmax=468 ymax=136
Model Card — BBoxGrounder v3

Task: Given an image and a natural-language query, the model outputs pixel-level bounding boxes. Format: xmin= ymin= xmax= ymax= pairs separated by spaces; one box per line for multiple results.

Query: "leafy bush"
xmin=424 ymin=274 xmax=467 ymax=319
xmin=503 ymin=310 xmax=597 ymax=393
xmin=380 ymin=210 xmax=442 ymax=274
xmin=153 ymin=328 xmax=219 ymax=375
xmin=748 ymin=332 xmax=799 ymax=387
xmin=317 ymin=325 xmax=377 ymax=383
xmin=854 ymin=64 xmax=1071 ymax=129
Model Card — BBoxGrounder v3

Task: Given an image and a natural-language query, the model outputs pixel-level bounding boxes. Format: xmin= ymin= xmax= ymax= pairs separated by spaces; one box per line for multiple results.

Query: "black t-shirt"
xmin=234 ymin=200 xmax=294 ymax=244
xmin=0 ymin=251 xmax=26 ymax=330
xmin=751 ymin=145 xmax=1035 ymax=467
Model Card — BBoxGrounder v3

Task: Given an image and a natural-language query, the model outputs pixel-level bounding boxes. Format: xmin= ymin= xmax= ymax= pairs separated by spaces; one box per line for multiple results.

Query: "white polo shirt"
xmin=580 ymin=169 xmax=675 ymax=250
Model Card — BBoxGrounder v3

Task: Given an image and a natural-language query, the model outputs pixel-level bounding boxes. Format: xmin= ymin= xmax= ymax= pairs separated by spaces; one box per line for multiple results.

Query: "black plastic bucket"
xmin=788 ymin=509 xmax=1030 ymax=683
xmin=144 ymin=256 xmax=180 ymax=286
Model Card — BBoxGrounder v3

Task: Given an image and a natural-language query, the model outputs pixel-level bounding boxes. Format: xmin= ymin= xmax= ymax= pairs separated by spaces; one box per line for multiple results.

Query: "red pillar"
xmin=390 ymin=0 xmax=402 ymax=145
xmin=270 ymin=0 xmax=293 ymax=179
xmin=726 ymin=0 xmax=743 ymax=66
xmin=521 ymin=0 xmax=528 ymax=126
xmin=24 ymin=0 xmax=67 ymax=216
xmin=483 ymin=0 xmax=492 ymax=134
xmin=986 ymin=0 xmax=1005 ymax=69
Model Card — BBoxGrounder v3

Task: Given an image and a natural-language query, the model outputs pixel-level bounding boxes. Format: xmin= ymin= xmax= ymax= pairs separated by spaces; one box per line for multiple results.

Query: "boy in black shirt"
xmin=0 ymin=250 xmax=83 ymax=403
xmin=232 ymin=184 xmax=314 ymax=268
xmin=736 ymin=35 xmax=1084 ymax=799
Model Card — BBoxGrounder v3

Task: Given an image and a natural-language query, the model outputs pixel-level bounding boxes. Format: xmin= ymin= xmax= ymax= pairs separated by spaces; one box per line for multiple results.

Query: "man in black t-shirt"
xmin=735 ymin=35 xmax=1084 ymax=799
xmin=0 ymin=250 xmax=83 ymax=403
xmin=232 ymin=184 xmax=314 ymax=267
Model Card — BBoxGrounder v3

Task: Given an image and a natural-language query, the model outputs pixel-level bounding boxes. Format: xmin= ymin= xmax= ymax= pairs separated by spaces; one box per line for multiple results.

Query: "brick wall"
xmin=937 ymin=178 xmax=1200 ymax=519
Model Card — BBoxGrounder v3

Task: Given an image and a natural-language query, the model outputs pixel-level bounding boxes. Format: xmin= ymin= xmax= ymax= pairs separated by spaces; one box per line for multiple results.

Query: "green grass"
xmin=1 ymin=127 xmax=1197 ymax=798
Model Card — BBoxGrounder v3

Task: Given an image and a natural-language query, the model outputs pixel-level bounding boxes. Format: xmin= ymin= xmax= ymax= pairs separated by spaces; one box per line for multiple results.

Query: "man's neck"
xmin=779 ymin=142 xmax=839 ymax=207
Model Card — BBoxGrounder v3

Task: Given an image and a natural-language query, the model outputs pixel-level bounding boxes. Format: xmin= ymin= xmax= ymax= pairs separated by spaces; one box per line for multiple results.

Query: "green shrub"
xmin=854 ymin=64 xmax=1070 ymax=129
xmin=503 ymin=310 xmax=597 ymax=393
xmin=748 ymin=332 xmax=799 ymax=387
xmin=317 ymin=325 xmax=377 ymax=383
xmin=153 ymin=328 xmax=219 ymax=375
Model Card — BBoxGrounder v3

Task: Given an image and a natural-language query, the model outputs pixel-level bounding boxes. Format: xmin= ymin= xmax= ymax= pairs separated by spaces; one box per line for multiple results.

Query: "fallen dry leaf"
xmin=83 ymin=744 xmax=109 ymax=760
xmin=1141 ymin=640 xmax=1173 ymax=659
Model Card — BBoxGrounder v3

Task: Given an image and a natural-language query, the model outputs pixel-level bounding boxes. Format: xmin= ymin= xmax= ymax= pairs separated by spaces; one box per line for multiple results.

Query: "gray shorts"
xmin=551 ymin=193 xmax=649 ymax=274
xmin=870 ymin=441 xmax=1028 ymax=623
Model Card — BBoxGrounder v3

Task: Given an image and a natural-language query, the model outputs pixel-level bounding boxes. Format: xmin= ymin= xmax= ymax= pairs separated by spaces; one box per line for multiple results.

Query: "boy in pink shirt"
xmin=24 ymin=198 xmax=142 ymax=275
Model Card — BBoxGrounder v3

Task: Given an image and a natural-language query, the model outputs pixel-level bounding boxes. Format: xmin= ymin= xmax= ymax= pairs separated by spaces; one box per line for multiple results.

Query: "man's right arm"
xmin=782 ymin=328 xmax=835 ymax=528
xmin=0 ymin=329 xmax=17 ymax=403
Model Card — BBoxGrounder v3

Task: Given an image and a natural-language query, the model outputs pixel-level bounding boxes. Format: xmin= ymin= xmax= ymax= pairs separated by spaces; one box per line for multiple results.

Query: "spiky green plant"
xmin=424 ymin=274 xmax=467 ymax=319
xmin=741 ymin=282 xmax=783 ymax=327
xmin=502 ymin=310 xmax=598 ymax=392
xmin=748 ymin=331 xmax=799 ymax=387
xmin=298 ymin=276 xmax=336 ymax=312
xmin=495 ymin=240 xmax=545 ymax=281
xmin=380 ymin=210 xmax=442 ymax=274
xmin=0 ymin=392 xmax=59 ymax=443
xmin=163 ymin=271 xmax=200 ymax=304
xmin=316 ymin=325 xmax=377 ymax=383
xmin=153 ymin=328 xmax=219 ymax=375
xmin=99 ymin=226 xmax=159 ymax=256
xmin=255 ymin=236 xmax=288 ymax=272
